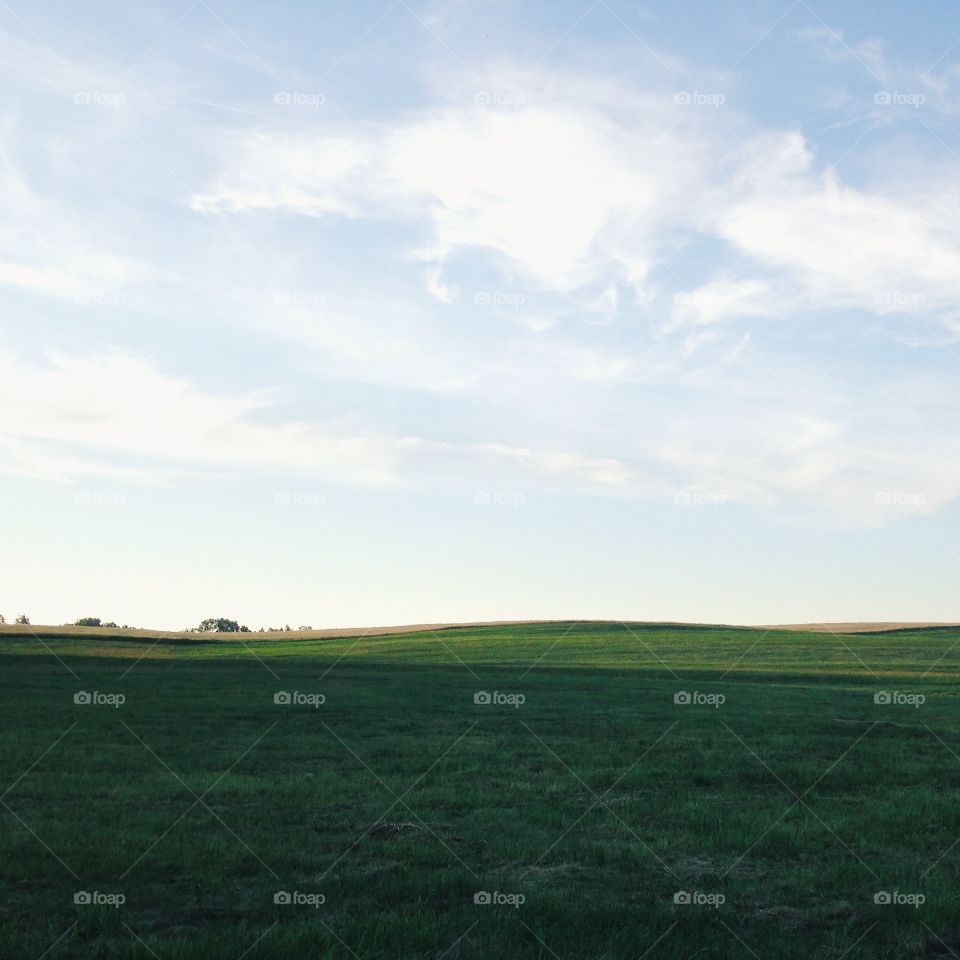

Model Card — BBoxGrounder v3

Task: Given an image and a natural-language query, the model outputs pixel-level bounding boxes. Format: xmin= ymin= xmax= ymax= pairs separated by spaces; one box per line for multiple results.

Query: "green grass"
xmin=2 ymin=621 xmax=959 ymax=958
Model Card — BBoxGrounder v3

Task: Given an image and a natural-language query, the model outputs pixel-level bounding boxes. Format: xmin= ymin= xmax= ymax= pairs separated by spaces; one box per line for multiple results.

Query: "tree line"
xmin=1 ymin=615 xmax=315 ymax=633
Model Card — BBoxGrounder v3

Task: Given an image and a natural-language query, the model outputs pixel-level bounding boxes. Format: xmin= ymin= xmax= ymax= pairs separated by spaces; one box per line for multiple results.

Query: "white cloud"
xmin=425 ymin=266 xmax=460 ymax=304
xmin=472 ymin=443 xmax=631 ymax=486
xmin=192 ymin=79 xmax=701 ymax=293
xmin=0 ymin=125 xmax=144 ymax=299
xmin=191 ymin=130 xmax=381 ymax=218
xmin=0 ymin=350 xmax=399 ymax=484
xmin=259 ymin=293 xmax=480 ymax=392
xmin=0 ymin=349 xmax=643 ymax=496
xmin=669 ymin=278 xmax=773 ymax=329
xmin=801 ymin=25 xmax=959 ymax=117
xmin=193 ymin=72 xmax=960 ymax=334
xmin=716 ymin=131 xmax=960 ymax=319
xmin=178 ymin=64 xmax=960 ymax=525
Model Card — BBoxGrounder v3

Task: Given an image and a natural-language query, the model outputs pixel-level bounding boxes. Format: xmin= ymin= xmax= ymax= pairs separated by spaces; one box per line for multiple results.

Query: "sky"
xmin=2 ymin=0 xmax=960 ymax=630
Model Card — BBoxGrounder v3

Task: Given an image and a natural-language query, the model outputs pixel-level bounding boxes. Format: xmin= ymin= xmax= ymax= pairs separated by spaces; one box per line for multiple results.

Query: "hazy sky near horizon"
xmin=3 ymin=0 xmax=960 ymax=629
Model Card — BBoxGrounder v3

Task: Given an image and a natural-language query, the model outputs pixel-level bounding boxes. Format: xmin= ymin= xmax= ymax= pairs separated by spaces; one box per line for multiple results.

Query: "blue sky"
xmin=3 ymin=0 xmax=960 ymax=629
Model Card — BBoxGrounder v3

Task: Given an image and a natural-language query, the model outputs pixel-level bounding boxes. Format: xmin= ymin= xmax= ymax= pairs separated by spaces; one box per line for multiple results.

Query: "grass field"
xmin=2 ymin=621 xmax=960 ymax=958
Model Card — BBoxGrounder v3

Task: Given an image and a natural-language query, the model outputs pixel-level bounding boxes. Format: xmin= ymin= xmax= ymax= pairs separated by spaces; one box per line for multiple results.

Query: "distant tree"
xmin=284 ymin=624 xmax=292 ymax=632
xmin=0 ymin=613 xmax=5 ymax=624
xmin=75 ymin=617 xmax=102 ymax=627
xmin=15 ymin=614 xmax=29 ymax=625
xmin=299 ymin=625 xmax=313 ymax=631
xmin=196 ymin=617 xmax=247 ymax=633
xmin=103 ymin=621 xmax=118 ymax=628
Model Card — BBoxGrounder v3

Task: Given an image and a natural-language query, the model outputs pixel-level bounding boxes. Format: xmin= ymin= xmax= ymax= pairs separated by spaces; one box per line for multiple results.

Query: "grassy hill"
xmin=2 ymin=621 xmax=959 ymax=958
